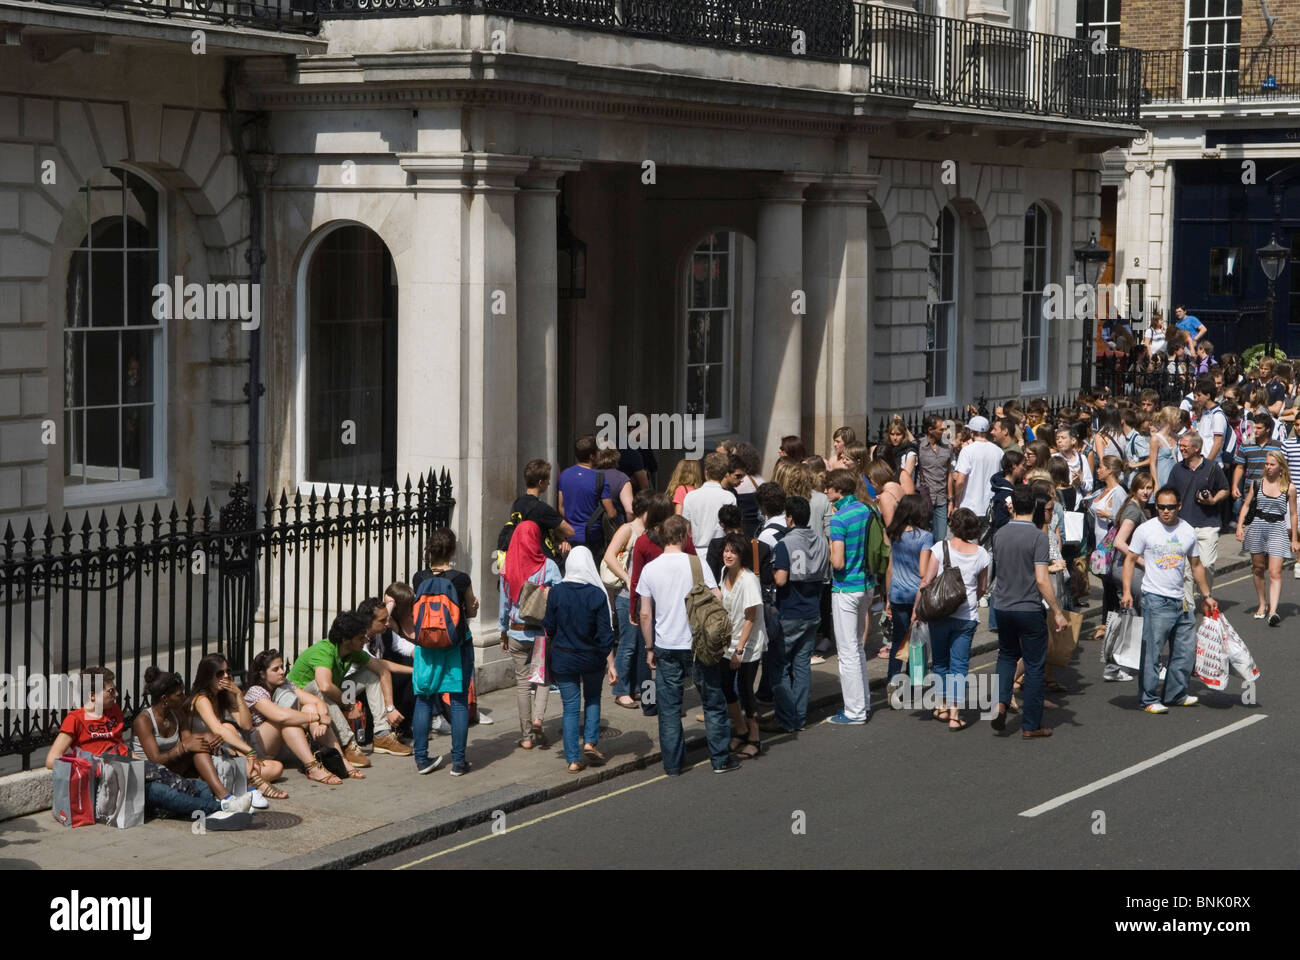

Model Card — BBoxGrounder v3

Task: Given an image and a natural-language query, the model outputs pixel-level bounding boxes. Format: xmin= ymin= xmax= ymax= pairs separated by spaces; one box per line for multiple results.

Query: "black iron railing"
xmin=12 ymin=0 xmax=320 ymax=34
xmin=873 ymin=392 xmax=1081 ymax=447
xmin=1142 ymin=43 xmax=1300 ymax=104
xmin=0 ymin=470 xmax=453 ymax=767
xmin=1094 ymin=354 xmax=1197 ymax=406
xmin=314 ymin=1 xmax=1142 ymax=123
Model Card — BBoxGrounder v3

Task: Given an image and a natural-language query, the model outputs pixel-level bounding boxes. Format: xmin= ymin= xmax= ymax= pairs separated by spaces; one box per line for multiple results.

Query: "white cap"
xmin=966 ymin=415 xmax=990 ymax=433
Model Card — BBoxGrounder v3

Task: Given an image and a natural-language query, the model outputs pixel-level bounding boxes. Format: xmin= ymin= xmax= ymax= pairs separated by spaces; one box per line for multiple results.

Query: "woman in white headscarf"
xmin=542 ymin=546 xmax=617 ymax=772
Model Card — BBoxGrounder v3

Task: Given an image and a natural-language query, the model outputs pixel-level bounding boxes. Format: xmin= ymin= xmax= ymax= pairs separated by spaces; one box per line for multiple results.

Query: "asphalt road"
xmin=364 ymin=568 xmax=1298 ymax=870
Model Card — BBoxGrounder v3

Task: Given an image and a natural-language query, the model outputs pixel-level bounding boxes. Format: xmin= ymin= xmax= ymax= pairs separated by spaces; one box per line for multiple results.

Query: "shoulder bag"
xmin=913 ymin=541 xmax=967 ymax=622
xmin=516 ymin=568 xmax=550 ymax=628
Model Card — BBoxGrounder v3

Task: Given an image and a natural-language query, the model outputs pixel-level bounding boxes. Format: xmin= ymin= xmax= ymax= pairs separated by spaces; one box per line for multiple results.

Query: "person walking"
xmin=681 ymin=451 xmax=738 ymax=553
xmin=952 ymin=416 xmax=1004 ymax=524
xmin=825 ymin=468 xmax=873 ymax=725
xmin=916 ymin=508 xmax=990 ymax=731
xmin=498 ymin=519 xmax=561 ymax=750
xmin=637 ymin=515 xmax=736 ymax=774
xmin=882 ymin=494 xmax=933 ymax=685
xmin=1150 ymin=406 xmax=1180 ymax=489
xmin=1235 ymin=450 xmax=1300 ymax=625
xmin=1121 ymin=486 xmax=1217 ymax=713
xmin=1168 ymin=431 xmax=1229 ymax=606
xmin=989 ymin=487 xmax=1071 ymax=739
xmin=1107 ymin=471 xmax=1156 ymax=682
xmin=543 ymin=546 xmax=618 ymax=772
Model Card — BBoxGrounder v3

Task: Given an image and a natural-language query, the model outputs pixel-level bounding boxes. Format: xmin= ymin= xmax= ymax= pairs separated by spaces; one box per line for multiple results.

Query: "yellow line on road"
xmin=393 ymin=772 xmax=669 ymax=869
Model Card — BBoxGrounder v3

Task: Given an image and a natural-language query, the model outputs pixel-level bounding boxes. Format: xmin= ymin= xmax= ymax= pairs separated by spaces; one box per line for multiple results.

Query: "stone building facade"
xmin=0 ymin=0 xmax=1140 ymax=690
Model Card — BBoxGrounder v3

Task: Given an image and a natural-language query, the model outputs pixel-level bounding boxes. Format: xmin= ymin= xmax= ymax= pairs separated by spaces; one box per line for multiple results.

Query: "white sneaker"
xmin=429 ymin=715 xmax=450 ymax=736
xmin=220 ymin=791 xmax=254 ymax=815
xmin=1176 ymin=695 xmax=1199 ymax=706
xmin=247 ymin=788 xmax=269 ymax=810
xmin=205 ymin=810 xmax=252 ymax=831
xmin=475 ymin=710 xmax=494 ymax=725
xmin=1293 ymin=563 xmax=1300 ymax=580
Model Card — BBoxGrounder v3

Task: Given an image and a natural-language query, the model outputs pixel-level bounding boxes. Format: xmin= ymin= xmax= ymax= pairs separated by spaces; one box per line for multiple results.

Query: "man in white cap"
xmin=952 ymin=415 xmax=1005 ymax=524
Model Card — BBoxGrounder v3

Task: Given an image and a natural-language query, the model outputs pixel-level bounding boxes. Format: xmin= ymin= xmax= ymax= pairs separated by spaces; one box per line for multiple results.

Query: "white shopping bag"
xmin=1101 ymin=609 xmax=1143 ymax=672
xmin=98 ymin=754 xmax=146 ymax=829
xmin=1193 ymin=614 xmax=1230 ymax=691
xmin=1218 ymin=614 xmax=1261 ymax=684
xmin=212 ymin=752 xmax=247 ymax=796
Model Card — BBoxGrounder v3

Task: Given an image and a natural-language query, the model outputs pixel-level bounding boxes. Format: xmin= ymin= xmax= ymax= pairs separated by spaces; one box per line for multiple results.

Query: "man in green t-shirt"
xmin=288 ymin=610 xmax=409 ymax=767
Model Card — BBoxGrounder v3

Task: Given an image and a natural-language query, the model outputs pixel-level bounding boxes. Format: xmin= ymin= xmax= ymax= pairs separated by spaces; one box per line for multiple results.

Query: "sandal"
xmin=249 ymin=769 xmax=289 ymax=800
xmin=1046 ymin=680 xmax=1067 ymax=693
xmin=304 ymin=759 xmax=342 ymax=786
xmin=1013 ymin=676 xmax=1025 ymax=692
xmin=732 ymin=737 xmax=761 ymax=759
xmin=614 ymin=696 xmax=639 ymax=709
xmin=931 ymin=708 xmax=947 ymax=721
xmin=948 ymin=712 xmax=971 ymax=732
xmin=567 ymin=761 xmax=587 ymax=773
xmin=345 ymin=765 xmax=366 ymax=779
xmin=582 ymin=745 xmax=607 ymax=766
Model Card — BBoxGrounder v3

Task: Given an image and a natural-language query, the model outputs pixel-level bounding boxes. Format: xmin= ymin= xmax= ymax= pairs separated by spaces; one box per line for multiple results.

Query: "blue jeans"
xmin=994 ymin=608 xmax=1049 ymax=731
xmin=1138 ymin=594 xmax=1197 ymax=707
xmin=146 ymin=780 xmax=220 ymax=818
xmin=555 ymin=671 xmax=603 ymax=763
xmin=412 ymin=690 xmax=470 ymax=768
xmin=773 ymin=615 xmax=818 ymax=731
xmin=887 ymin=593 xmax=916 ymax=682
xmin=613 ymin=594 xmax=639 ymax=697
xmin=655 ymin=649 xmax=729 ymax=774
xmin=930 ymin=503 xmax=949 ymax=542
xmin=929 ymin=617 xmax=977 ymax=706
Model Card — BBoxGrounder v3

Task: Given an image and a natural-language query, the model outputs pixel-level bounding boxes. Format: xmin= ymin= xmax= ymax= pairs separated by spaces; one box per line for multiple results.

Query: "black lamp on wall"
xmin=557 ymin=184 xmax=586 ymax=300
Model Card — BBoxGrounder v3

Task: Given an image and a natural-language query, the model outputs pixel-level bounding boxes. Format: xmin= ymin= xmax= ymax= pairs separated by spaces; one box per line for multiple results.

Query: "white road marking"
xmin=1018 ymin=713 xmax=1268 ymax=817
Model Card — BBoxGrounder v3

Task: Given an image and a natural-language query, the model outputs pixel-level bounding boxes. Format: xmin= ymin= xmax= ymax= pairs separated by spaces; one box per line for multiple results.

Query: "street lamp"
xmin=557 ymin=188 xmax=587 ymax=300
xmin=1073 ymin=233 xmax=1112 ymax=391
xmin=1256 ymin=235 xmax=1288 ymax=361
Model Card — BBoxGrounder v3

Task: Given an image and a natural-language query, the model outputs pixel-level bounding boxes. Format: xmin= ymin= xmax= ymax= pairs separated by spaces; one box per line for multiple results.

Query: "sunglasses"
xmin=214 ymin=669 xmax=231 ymax=678
xmin=1155 ymin=503 xmax=1179 ymax=511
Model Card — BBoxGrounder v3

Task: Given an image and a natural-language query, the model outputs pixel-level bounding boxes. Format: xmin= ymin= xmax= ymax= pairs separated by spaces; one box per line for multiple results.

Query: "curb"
xmin=280 ymin=554 xmax=1259 ymax=869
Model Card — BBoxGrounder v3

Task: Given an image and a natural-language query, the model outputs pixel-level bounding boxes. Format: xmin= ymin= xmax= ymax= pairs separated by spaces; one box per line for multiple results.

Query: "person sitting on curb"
xmin=46 ymin=667 xmax=253 ymax=828
xmin=134 ymin=666 xmax=269 ymax=805
xmin=186 ymin=654 xmax=286 ymax=804
xmin=286 ymin=610 xmax=408 ymax=769
xmin=244 ymin=648 xmax=359 ymax=784
xmin=355 ymin=596 xmax=416 ymax=744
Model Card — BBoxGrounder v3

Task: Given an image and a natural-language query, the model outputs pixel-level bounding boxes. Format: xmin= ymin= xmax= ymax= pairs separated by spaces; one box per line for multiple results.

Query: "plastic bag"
xmin=1101 ymin=609 xmax=1143 ymax=672
xmin=1193 ymin=613 xmax=1230 ymax=690
xmin=907 ymin=620 xmax=929 ymax=687
xmin=1219 ymin=614 xmax=1261 ymax=684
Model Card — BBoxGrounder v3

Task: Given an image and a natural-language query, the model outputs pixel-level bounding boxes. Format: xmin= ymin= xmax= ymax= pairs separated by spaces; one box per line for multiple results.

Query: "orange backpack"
xmin=412 ymin=575 xmax=465 ymax=649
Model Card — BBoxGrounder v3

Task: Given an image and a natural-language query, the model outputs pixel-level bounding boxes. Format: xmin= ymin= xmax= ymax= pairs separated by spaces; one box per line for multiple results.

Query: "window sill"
xmin=63 ymin=480 xmax=170 ymax=510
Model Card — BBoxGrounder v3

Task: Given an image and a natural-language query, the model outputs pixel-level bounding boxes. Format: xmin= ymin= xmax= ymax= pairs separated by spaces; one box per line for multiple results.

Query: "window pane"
xmin=711 ymin=252 xmax=729 ymax=308
xmin=121 ymin=330 xmax=153 ymax=404
xmin=84 ymin=407 xmax=120 ymax=481
xmin=691 ymin=256 xmax=709 ymax=308
xmin=122 ymin=405 xmax=152 ymax=480
xmin=66 ymin=333 xmax=85 ymax=408
xmin=707 ymin=311 xmax=726 ymax=364
xmin=704 ymin=365 xmax=722 ymax=421
xmin=688 ymin=313 xmax=708 ymax=365
xmin=90 ymin=251 xmax=124 ymax=327
xmin=124 ymin=171 xmax=158 ymax=244
xmin=67 ymin=252 xmax=90 ymax=328
xmin=126 ymin=252 xmax=160 ymax=325
xmin=83 ymin=331 xmax=119 ymax=407
xmin=687 ymin=366 xmax=707 ymax=416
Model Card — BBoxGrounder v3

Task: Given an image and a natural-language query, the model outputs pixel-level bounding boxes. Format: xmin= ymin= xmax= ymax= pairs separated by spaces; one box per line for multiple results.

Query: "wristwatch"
xmin=385 ymin=704 xmax=396 ymax=714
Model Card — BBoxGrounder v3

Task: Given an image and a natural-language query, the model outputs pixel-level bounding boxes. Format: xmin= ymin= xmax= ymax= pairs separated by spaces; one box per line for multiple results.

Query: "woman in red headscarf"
xmin=498 ymin=520 xmax=563 ymax=749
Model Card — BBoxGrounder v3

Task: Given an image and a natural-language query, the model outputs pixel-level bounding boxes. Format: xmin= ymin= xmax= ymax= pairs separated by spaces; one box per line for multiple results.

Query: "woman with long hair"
xmin=876 ymin=417 xmax=919 ymax=495
xmin=1024 ymin=439 xmax=1052 ymax=475
xmin=1236 ymin=450 xmax=1300 ymax=625
xmin=498 ymin=519 xmax=561 ymax=750
xmin=241 ymin=649 xmax=350 ymax=784
xmin=664 ymin=458 xmax=702 ymax=515
xmin=778 ymin=435 xmax=807 ymax=463
xmin=883 ymin=493 xmax=933 ymax=685
xmin=604 ymin=489 xmax=655 ymax=709
xmin=717 ymin=532 xmax=768 ymax=760
xmin=1143 ymin=308 xmax=1167 ymax=359
xmin=186 ymin=654 xmax=285 ymax=801
xmin=865 ymin=459 xmax=904 ymax=529
xmin=1089 ymin=454 xmax=1127 ymax=640
xmin=1151 ymin=405 xmax=1181 ymax=488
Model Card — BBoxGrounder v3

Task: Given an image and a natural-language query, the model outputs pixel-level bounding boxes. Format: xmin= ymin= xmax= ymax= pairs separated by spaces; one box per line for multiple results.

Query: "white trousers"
xmin=832 ymin=591 xmax=870 ymax=721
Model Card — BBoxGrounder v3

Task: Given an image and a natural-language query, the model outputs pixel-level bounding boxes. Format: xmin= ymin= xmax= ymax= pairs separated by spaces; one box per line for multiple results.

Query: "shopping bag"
xmin=528 ymin=633 xmax=548 ymax=686
xmin=97 ymin=754 xmax=146 ymax=829
xmin=1219 ymin=614 xmax=1261 ymax=684
xmin=94 ymin=759 xmax=122 ymax=825
xmin=212 ymin=752 xmax=247 ymax=796
xmin=1192 ymin=613 xmax=1230 ymax=690
xmin=907 ymin=621 xmax=929 ymax=686
xmin=52 ymin=755 xmax=97 ymax=828
xmin=1101 ymin=609 xmax=1143 ymax=672
xmin=1047 ymin=610 xmax=1083 ymax=667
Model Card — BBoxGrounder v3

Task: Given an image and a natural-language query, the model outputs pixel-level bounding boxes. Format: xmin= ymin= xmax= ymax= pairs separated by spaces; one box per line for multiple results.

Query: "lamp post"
xmin=1256 ymin=235 xmax=1288 ymax=362
xmin=1074 ymin=233 xmax=1112 ymax=391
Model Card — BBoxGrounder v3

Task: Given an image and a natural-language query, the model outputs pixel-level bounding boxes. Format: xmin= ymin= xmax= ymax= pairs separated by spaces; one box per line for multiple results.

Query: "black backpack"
xmin=495 ymin=497 xmax=560 ymax=570
xmin=583 ymin=471 xmax=611 ymax=557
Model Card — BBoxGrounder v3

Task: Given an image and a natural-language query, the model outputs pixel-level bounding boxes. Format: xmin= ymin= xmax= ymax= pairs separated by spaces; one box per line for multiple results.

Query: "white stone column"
xmin=752 ymin=176 xmax=813 ymax=461
xmin=516 ymin=159 xmax=581 ymax=478
xmin=802 ymin=176 xmax=878 ymax=456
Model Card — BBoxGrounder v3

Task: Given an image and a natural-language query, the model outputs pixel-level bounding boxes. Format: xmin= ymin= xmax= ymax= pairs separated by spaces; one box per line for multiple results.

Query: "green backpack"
xmin=865 ymin=503 xmax=890 ymax=581
xmin=685 ymin=554 xmax=732 ymax=666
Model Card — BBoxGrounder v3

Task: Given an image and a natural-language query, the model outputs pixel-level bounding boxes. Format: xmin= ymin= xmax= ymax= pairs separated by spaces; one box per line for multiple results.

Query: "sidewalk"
xmin=0 ymin=532 xmax=1258 ymax=870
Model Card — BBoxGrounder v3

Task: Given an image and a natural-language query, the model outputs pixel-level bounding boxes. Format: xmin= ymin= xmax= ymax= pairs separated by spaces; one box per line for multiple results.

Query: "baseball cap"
xmin=966 ymin=416 xmax=990 ymax=433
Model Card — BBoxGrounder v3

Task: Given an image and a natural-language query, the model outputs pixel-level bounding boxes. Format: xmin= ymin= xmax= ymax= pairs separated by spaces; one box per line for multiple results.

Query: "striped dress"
xmin=1243 ymin=482 xmax=1294 ymax=559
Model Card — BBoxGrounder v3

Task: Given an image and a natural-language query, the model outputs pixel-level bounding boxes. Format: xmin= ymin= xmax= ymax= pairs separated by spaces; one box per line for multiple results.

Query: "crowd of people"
xmin=46 ymin=352 xmax=1300 ymax=802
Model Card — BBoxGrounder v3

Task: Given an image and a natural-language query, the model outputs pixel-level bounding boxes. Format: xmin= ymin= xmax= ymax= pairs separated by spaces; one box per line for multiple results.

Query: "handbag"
xmin=516 ymin=569 xmax=549 ymax=628
xmin=913 ymin=541 xmax=967 ymax=622
xmin=1088 ymin=524 xmax=1119 ymax=576
xmin=314 ymin=747 xmax=349 ymax=780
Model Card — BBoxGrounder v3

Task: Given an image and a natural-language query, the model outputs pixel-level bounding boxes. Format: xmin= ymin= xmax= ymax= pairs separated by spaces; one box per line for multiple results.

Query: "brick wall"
xmin=1123 ymin=0 xmax=1300 ymax=50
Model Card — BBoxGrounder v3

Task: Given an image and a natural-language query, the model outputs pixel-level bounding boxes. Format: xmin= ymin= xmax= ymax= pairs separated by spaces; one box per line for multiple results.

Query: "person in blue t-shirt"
xmin=557 ymin=435 xmax=614 ymax=549
xmin=1174 ymin=304 xmax=1206 ymax=344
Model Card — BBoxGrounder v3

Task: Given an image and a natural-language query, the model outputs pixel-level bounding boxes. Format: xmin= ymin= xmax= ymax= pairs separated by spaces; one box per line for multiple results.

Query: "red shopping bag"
xmin=52 ymin=755 xmax=97 ymax=828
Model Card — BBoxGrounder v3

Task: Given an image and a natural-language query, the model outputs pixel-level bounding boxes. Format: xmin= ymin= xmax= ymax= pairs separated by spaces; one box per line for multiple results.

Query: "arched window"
xmin=926 ymin=208 xmax=957 ymax=405
xmin=303 ymin=225 xmax=397 ymax=489
xmin=683 ymin=232 xmax=736 ymax=432
xmin=64 ymin=167 xmax=165 ymax=499
xmin=1022 ymin=203 xmax=1051 ymax=392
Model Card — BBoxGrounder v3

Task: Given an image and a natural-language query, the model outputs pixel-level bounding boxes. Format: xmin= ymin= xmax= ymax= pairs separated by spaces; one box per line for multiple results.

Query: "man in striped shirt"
xmin=1284 ymin=423 xmax=1300 ymax=580
xmin=826 ymin=469 xmax=872 ymax=725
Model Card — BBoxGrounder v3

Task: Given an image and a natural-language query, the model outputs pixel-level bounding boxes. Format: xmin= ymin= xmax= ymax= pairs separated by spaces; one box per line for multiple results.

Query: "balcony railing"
xmin=1142 ymin=43 xmax=1300 ymax=104
xmin=10 ymin=0 xmax=320 ymax=34
xmin=314 ymin=0 xmax=1142 ymax=124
